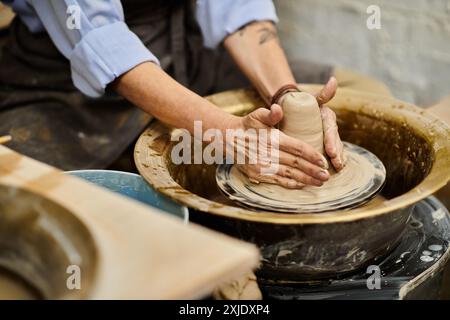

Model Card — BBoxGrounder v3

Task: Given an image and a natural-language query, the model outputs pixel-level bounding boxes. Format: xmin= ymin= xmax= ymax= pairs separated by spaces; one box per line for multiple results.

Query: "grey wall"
xmin=275 ymin=0 xmax=450 ymax=106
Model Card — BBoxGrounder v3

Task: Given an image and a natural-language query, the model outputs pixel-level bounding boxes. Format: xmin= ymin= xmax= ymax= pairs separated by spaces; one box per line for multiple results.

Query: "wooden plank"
xmin=0 ymin=145 xmax=259 ymax=299
xmin=0 ymin=135 xmax=11 ymax=145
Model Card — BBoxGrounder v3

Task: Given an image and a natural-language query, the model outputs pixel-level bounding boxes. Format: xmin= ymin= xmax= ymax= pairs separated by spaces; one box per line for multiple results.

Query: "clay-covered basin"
xmin=135 ymin=86 xmax=450 ymax=280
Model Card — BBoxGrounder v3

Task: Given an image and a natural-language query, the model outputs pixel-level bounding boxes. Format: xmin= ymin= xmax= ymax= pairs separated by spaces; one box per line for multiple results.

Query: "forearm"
xmin=223 ymin=21 xmax=296 ymax=105
xmin=112 ymin=62 xmax=236 ymax=134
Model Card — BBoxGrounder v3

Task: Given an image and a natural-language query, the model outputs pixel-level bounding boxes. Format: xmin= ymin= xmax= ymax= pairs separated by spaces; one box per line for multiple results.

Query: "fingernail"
xmin=318 ymin=170 xmax=329 ymax=180
xmin=319 ymin=157 xmax=329 ymax=169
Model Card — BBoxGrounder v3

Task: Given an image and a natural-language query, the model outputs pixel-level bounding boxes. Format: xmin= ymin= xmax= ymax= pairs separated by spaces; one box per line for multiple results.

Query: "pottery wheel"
xmin=216 ymin=142 xmax=385 ymax=213
xmin=216 ymin=89 xmax=387 ymax=214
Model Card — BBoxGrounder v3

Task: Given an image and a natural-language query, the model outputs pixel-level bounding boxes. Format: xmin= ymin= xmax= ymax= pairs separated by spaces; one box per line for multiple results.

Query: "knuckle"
xmin=326 ymin=144 xmax=336 ymax=156
xmin=323 ymin=107 xmax=336 ymax=122
xmin=295 ymin=142 xmax=305 ymax=156
xmin=273 ymin=176 xmax=284 ymax=185
xmin=308 ymin=166 xmax=320 ymax=177
xmin=284 ymin=167 xmax=293 ymax=179
xmin=305 ymin=176 xmax=315 ymax=184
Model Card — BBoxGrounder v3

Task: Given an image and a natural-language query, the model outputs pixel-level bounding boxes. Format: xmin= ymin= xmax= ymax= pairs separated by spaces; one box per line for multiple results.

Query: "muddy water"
xmin=0 ymin=268 xmax=40 ymax=300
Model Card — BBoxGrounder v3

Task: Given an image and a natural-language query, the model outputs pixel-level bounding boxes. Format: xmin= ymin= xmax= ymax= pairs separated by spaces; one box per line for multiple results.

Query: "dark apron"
xmin=0 ymin=0 xmax=332 ymax=170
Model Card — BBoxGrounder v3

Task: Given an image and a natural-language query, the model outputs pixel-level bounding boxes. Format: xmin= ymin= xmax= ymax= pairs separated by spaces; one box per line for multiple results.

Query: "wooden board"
xmin=0 ymin=145 xmax=259 ymax=299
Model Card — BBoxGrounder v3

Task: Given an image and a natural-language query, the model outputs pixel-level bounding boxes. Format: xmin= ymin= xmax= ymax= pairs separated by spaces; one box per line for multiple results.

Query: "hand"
xmin=314 ymin=77 xmax=346 ymax=171
xmin=223 ymin=105 xmax=330 ymax=189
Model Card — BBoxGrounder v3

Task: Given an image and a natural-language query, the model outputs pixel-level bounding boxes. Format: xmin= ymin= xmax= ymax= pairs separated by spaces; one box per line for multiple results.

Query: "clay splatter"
xmin=400 ymin=251 xmax=410 ymax=259
xmin=420 ymin=255 xmax=434 ymax=262
xmin=431 ymin=208 xmax=446 ymax=221
xmin=428 ymin=244 xmax=443 ymax=252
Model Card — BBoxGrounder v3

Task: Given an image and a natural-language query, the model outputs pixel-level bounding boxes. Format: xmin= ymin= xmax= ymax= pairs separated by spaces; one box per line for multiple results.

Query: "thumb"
xmin=251 ymin=104 xmax=283 ymax=127
xmin=315 ymin=76 xmax=338 ymax=105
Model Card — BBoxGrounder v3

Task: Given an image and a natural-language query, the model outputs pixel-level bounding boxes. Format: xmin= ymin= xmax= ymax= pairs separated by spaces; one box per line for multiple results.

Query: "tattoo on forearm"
xmin=257 ymin=27 xmax=278 ymax=45
xmin=236 ymin=21 xmax=278 ymax=43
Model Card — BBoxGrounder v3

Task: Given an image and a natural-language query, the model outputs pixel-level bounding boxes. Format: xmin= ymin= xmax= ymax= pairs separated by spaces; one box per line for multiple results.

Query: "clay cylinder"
xmin=279 ymin=92 xmax=325 ymax=155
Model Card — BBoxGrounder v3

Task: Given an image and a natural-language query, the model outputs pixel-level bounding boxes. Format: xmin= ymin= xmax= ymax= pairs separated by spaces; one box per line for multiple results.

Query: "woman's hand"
xmin=314 ymin=77 xmax=346 ymax=172
xmin=222 ymin=77 xmax=345 ymax=189
xmin=222 ymin=19 xmax=345 ymax=187
xmin=223 ymin=104 xmax=330 ymax=189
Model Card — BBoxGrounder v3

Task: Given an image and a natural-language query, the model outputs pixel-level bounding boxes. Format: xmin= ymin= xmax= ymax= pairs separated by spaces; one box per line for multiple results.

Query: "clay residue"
xmin=229 ymin=145 xmax=385 ymax=211
xmin=226 ymin=92 xmax=386 ymax=212
xmin=0 ymin=268 xmax=40 ymax=299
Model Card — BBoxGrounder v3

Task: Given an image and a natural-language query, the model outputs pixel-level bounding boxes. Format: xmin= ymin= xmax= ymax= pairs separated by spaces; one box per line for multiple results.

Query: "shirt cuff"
xmin=70 ymin=21 xmax=159 ymax=97
xmin=203 ymin=0 xmax=279 ymax=49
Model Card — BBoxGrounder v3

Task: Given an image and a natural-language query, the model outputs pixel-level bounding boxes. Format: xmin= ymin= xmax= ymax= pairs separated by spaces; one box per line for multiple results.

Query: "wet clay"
xmin=227 ymin=92 xmax=386 ymax=212
xmin=279 ymin=92 xmax=325 ymax=154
